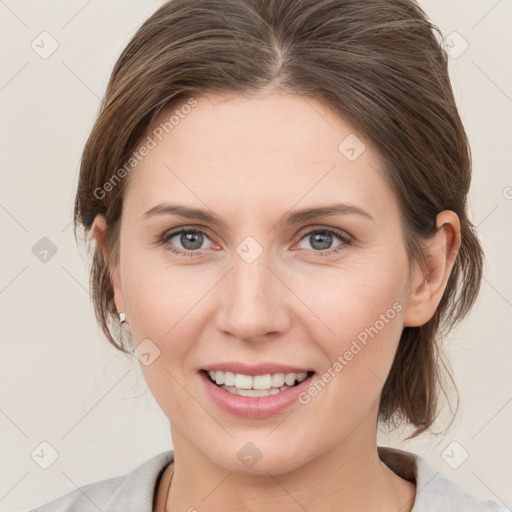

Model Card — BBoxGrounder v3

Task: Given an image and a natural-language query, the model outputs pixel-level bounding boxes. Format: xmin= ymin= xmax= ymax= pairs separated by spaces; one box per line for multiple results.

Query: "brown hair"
xmin=73 ymin=0 xmax=484 ymax=437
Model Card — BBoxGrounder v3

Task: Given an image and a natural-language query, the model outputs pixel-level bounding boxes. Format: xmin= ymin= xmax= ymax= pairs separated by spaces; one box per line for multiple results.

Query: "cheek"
xmin=121 ymin=260 xmax=207 ymax=420
xmin=121 ymin=247 xmax=210 ymax=344
xmin=120 ymin=255 xmax=217 ymax=416
xmin=300 ymin=253 xmax=406 ymax=344
xmin=301 ymin=252 xmax=407 ymax=397
xmin=296 ymin=288 xmax=405 ymax=433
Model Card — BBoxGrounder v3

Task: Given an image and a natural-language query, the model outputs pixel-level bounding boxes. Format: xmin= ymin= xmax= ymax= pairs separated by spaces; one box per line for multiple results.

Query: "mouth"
xmin=201 ymin=369 xmax=316 ymax=397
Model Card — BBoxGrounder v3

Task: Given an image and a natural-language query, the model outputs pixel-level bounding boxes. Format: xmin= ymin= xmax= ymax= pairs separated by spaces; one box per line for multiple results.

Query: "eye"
xmin=294 ymin=227 xmax=351 ymax=256
xmin=160 ymin=226 xmax=352 ymax=258
xmin=162 ymin=227 xmax=214 ymax=257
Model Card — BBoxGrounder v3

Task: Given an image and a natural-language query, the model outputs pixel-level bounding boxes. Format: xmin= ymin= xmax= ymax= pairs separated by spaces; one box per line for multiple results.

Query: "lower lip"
xmin=200 ymin=371 xmax=315 ymax=419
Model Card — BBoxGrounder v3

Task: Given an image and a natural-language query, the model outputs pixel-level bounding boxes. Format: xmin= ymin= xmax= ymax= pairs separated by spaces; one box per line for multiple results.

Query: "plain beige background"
xmin=1 ymin=1 xmax=511 ymax=511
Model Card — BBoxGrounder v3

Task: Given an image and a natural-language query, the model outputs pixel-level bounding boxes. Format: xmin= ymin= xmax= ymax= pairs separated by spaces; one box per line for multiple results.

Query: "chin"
xmin=199 ymin=433 xmax=315 ymax=477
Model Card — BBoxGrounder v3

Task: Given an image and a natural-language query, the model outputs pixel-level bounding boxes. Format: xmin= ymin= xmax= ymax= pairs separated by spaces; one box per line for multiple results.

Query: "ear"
xmin=403 ymin=210 xmax=461 ymax=327
xmin=91 ymin=214 xmax=126 ymax=318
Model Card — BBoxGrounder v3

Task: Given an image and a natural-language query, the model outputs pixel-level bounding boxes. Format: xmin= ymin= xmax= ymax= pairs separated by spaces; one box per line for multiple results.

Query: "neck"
xmin=165 ymin=422 xmax=415 ymax=512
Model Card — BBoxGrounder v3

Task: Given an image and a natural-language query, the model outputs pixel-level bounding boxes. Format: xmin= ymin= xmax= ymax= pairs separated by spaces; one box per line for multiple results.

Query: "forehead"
xmin=145 ymin=91 xmax=367 ymax=165
xmin=124 ymin=92 xmax=398 ymax=225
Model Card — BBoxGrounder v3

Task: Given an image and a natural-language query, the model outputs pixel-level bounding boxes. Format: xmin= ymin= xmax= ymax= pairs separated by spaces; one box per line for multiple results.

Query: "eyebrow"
xmin=141 ymin=201 xmax=374 ymax=227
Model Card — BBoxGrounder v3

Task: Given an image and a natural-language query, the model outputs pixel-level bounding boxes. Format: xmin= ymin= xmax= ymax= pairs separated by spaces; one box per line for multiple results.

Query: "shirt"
xmin=25 ymin=446 xmax=508 ymax=512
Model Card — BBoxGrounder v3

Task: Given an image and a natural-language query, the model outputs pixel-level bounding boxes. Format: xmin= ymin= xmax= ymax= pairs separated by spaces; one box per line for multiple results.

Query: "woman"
xmin=29 ymin=0 xmax=507 ymax=510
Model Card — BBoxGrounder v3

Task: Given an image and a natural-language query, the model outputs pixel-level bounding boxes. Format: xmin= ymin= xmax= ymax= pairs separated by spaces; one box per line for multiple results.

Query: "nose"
xmin=214 ymin=246 xmax=291 ymax=343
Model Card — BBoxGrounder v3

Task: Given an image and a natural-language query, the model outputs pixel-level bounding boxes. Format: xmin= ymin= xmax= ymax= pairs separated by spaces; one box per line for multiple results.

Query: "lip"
xmin=200 ymin=362 xmax=313 ymax=376
xmin=200 ymin=370 xmax=316 ymax=419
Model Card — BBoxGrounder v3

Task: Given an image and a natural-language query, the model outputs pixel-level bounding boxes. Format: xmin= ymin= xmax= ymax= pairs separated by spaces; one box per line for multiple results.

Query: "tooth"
xmin=224 ymin=371 xmax=235 ymax=386
xmin=221 ymin=385 xmax=238 ymax=394
xmin=253 ymin=374 xmax=272 ymax=390
xmin=284 ymin=373 xmax=296 ymax=386
xmin=296 ymin=372 xmax=308 ymax=383
xmin=235 ymin=373 xmax=253 ymax=389
xmin=271 ymin=373 xmax=285 ymax=387
xmin=220 ymin=383 xmax=295 ymax=396
xmin=237 ymin=388 xmax=271 ymax=397
xmin=209 ymin=370 xmax=311 ymax=390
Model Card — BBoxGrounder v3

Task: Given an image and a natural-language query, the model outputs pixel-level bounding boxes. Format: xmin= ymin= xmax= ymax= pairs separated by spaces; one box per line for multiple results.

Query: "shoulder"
xmin=378 ymin=446 xmax=508 ymax=512
xmin=25 ymin=450 xmax=174 ymax=512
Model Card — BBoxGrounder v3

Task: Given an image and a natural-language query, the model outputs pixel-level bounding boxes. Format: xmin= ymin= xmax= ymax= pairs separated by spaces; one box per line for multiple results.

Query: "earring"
xmin=119 ymin=312 xmax=126 ymax=324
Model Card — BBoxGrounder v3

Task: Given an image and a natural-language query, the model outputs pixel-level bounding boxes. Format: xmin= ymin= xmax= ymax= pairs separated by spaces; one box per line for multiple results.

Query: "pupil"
xmin=311 ymin=232 xmax=331 ymax=250
xmin=182 ymin=231 xmax=203 ymax=250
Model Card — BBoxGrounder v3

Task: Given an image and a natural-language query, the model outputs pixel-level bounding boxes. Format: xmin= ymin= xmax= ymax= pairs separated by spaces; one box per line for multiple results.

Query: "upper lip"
xmin=201 ymin=362 xmax=314 ymax=376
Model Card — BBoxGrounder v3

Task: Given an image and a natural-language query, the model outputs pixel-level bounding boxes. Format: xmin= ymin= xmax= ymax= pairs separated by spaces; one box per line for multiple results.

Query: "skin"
xmin=92 ymin=90 xmax=461 ymax=512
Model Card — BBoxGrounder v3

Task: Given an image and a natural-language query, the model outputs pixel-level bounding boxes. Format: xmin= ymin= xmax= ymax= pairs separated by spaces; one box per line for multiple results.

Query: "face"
xmin=99 ymin=91 xmax=420 ymax=475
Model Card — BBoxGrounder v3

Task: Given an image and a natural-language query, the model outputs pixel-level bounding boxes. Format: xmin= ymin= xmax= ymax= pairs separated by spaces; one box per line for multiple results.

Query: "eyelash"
xmin=160 ymin=226 xmax=352 ymax=258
